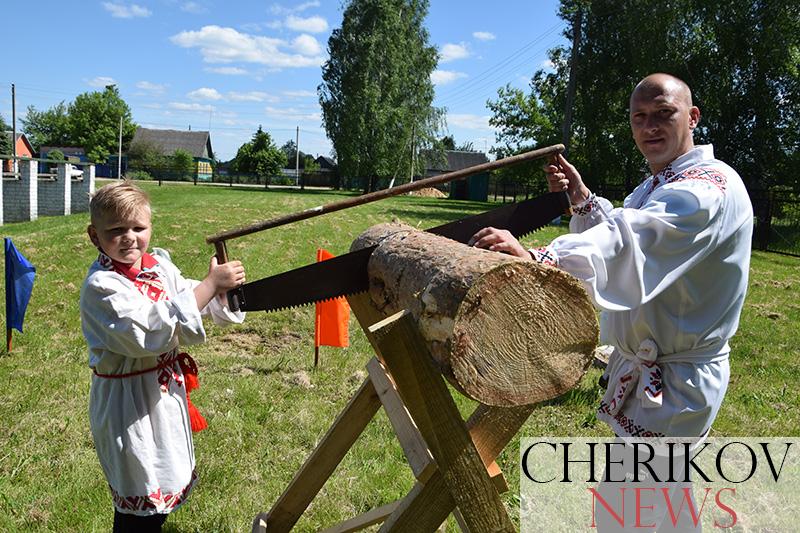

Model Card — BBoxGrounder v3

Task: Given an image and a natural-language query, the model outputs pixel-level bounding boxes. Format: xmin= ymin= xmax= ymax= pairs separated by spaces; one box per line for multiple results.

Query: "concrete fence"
xmin=0 ymin=159 xmax=95 ymax=225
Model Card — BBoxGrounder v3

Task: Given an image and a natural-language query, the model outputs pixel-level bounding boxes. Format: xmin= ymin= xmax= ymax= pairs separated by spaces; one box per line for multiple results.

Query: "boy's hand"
xmin=194 ymin=255 xmax=246 ymax=310
xmin=206 ymin=256 xmax=246 ymax=292
xmin=543 ymin=153 xmax=591 ymax=205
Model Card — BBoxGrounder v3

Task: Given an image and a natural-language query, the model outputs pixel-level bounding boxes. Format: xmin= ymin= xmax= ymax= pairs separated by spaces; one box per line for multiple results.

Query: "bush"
xmin=126 ymin=170 xmax=153 ymax=181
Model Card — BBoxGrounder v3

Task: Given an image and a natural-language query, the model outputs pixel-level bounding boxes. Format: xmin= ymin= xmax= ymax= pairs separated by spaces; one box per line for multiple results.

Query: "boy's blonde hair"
xmin=89 ymin=181 xmax=151 ymax=224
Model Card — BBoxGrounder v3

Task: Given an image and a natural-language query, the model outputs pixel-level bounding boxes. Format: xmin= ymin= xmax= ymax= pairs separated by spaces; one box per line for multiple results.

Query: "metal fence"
xmin=751 ymin=191 xmax=800 ymax=256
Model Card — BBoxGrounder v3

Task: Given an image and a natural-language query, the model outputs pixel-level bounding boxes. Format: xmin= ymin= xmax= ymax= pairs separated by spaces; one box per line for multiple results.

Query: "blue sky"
xmin=2 ymin=1 xmax=566 ymax=161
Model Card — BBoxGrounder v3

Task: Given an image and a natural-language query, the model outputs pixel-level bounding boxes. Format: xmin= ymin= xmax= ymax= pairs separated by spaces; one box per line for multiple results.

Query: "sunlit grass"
xmin=0 ymin=180 xmax=797 ymax=531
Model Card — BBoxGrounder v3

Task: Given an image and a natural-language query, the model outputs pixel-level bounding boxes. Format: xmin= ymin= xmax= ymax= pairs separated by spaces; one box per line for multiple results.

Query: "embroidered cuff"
xmin=529 ymin=245 xmax=558 ymax=267
xmin=571 ymin=193 xmax=597 ymax=216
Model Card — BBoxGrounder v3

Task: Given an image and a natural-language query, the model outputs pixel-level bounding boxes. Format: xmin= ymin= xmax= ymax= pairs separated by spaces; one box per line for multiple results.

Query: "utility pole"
xmin=12 ymin=83 xmax=17 ymax=173
xmin=117 ymin=116 xmax=123 ymax=179
xmin=409 ymin=125 xmax=415 ymax=184
xmin=561 ymin=5 xmax=583 ymax=157
xmin=296 ymin=126 xmax=302 ymax=190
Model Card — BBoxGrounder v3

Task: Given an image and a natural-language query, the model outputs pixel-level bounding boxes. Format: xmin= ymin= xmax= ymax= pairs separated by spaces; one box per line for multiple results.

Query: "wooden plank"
xmin=367 ymin=357 xmax=436 ymax=484
xmin=369 ymin=310 xmax=514 ymax=533
xmin=318 ymin=501 xmax=401 ymax=533
xmin=254 ymin=377 xmax=381 ymax=533
xmin=380 ymin=403 xmax=534 ymax=532
xmin=488 ymin=460 xmax=509 ymax=494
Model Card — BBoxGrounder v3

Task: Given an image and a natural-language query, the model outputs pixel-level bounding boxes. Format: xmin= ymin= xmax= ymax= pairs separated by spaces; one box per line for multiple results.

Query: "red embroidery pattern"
xmin=532 ymin=246 xmax=557 ymax=266
xmin=573 ymin=194 xmax=597 ymax=216
xmin=643 ymin=362 xmax=663 ymax=398
xmin=111 ymin=470 xmax=198 ymax=513
xmin=664 ymin=166 xmax=727 ymax=193
xmin=598 ymin=401 xmax=665 ymax=438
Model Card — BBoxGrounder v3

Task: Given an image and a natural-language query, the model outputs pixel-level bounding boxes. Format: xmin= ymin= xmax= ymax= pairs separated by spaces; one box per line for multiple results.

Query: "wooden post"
xmin=368 ymin=310 xmax=514 ymax=532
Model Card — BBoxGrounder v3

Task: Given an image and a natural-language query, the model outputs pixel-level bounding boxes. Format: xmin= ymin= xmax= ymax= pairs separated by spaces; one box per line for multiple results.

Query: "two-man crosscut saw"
xmin=206 ymin=143 xmax=569 ymax=312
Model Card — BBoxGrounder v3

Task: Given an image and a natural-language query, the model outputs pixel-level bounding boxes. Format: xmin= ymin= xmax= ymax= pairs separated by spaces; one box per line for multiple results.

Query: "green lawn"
xmin=1 ymin=181 xmax=798 ymax=532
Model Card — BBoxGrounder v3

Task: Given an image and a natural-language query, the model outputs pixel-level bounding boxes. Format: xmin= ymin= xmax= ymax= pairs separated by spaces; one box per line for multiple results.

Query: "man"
xmin=470 ymin=73 xmax=753 ymax=441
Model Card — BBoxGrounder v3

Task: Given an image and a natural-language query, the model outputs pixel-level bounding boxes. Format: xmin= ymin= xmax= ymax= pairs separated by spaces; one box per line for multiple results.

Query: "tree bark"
xmin=351 ymin=223 xmax=599 ymax=406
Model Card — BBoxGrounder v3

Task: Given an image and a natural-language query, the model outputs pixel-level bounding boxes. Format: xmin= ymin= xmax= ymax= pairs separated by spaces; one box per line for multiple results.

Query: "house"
xmin=424 ymin=150 xmax=489 ymax=202
xmin=40 ymin=146 xmax=88 ymax=163
xmin=3 ymin=132 xmax=35 ymax=172
xmin=130 ymin=127 xmax=214 ymax=181
xmin=315 ymin=155 xmax=337 ymax=171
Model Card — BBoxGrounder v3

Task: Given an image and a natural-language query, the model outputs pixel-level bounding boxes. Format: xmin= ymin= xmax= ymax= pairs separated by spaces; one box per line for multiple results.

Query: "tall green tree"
xmin=319 ymin=0 xmax=442 ymax=193
xmin=232 ymin=126 xmax=287 ymax=179
xmin=0 ymin=114 xmax=10 ymax=154
xmin=489 ymin=0 xmax=800 ymax=193
xmin=69 ymin=85 xmax=136 ymax=162
xmin=20 ymin=102 xmax=72 ymax=151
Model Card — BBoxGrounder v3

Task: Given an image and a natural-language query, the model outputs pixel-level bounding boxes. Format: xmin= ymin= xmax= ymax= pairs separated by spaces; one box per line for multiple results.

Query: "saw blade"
xmin=232 ymin=191 xmax=570 ymax=313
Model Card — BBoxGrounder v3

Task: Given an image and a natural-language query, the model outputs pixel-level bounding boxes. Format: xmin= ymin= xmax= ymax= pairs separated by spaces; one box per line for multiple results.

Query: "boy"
xmin=80 ymin=181 xmax=245 ymax=532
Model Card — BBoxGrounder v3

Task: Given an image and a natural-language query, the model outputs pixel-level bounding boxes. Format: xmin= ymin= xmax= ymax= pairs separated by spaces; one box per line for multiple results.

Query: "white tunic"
xmin=533 ymin=145 xmax=752 ymax=438
xmin=80 ymin=248 xmax=244 ymax=515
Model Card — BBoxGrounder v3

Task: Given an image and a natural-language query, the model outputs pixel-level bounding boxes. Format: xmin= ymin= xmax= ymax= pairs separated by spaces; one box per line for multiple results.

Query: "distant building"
xmin=130 ymin=127 xmax=215 ymax=181
xmin=40 ymin=146 xmax=88 ymax=162
xmin=3 ymin=132 xmax=35 ymax=172
xmin=314 ymin=155 xmax=337 ymax=171
xmin=424 ymin=150 xmax=489 ymax=202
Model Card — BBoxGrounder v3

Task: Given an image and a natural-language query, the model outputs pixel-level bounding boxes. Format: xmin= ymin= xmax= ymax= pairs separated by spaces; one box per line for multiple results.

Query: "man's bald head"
xmin=631 ymin=73 xmax=693 ymax=108
xmin=628 ymin=73 xmax=700 ymax=174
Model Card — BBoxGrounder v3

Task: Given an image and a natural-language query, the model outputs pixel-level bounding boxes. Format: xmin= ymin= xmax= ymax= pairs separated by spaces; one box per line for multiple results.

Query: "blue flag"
xmin=5 ymin=238 xmax=36 ymax=333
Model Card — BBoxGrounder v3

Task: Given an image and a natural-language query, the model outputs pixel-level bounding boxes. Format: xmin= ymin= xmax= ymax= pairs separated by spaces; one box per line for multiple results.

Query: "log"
xmin=351 ymin=223 xmax=598 ymax=406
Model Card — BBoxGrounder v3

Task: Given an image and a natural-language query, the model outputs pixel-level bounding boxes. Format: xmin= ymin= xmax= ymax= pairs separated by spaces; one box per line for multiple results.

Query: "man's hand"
xmin=468 ymin=227 xmax=532 ymax=260
xmin=194 ymin=256 xmax=246 ymax=309
xmin=544 ymin=153 xmax=591 ymax=205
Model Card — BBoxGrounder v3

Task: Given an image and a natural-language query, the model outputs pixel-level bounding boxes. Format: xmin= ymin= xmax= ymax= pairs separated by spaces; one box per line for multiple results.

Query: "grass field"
xmin=1 ymin=180 xmax=798 ymax=532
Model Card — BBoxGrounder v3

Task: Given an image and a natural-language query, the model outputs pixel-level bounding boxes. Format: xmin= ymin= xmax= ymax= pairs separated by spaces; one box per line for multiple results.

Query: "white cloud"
xmin=440 ymin=42 xmax=469 ymax=63
xmin=136 ymin=81 xmax=166 ymax=93
xmin=181 ymin=2 xmax=207 ymax=14
xmin=270 ymin=1 xmax=320 ymax=16
xmin=283 ymin=89 xmax=316 ymax=98
xmin=87 ymin=76 xmax=117 ymax=87
xmin=472 ymin=31 xmax=496 ymax=41
xmin=170 ymin=25 xmax=325 ymax=68
xmin=204 ymin=66 xmax=249 ymax=75
xmin=285 ymin=15 xmax=328 ymax=33
xmin=291 ymin=34 xmax=322 ymax=55
xmin=448 ymin=113 xmax=493 ymax=131
xmin=228 ymin=91 xmax=279 ymax=102
xmin=187 ymin=87 xmax=223 ymax=100
xmin=169 ymin=102 xmax=215 ymax=112
xmin=431 ymin=70 xmax=467 ymax=86
xmin=102 ymin=2 xmax=152 ymax=18
xmin=265 ymin=106 xmax=320 ymax=122
xmin=540 ymin=59 xmax=555 ymax=70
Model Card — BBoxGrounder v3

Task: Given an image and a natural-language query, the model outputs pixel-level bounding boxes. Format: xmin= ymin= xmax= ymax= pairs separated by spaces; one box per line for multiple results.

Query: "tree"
xmin=20 ymin=102 xmax=72 ymax=151
xmin=127 ymin=139 xmax=165 ymax=176
xmin=69 ymin=85 xmax=136 ymax=162
xmin=171 ymin=149 xmax=195 ymax=181
xmin=319 ymin=0 xmax=442 ymax=193
xmin=488 ymin=0 xmax=800 ymax=193
xmin=21 ymin=86 xmax=137 ymax=162
xmin=0 ymin=114 xmax=10 ymax=154
xmin=232 ymin=126 xmax=287 ymax=179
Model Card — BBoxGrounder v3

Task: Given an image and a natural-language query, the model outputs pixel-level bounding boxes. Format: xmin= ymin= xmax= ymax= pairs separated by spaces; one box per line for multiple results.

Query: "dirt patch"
xmin=285 ymin=370 xmax=313 ymax=388
xmin=408 ymin=187 xmax=446 ymax=198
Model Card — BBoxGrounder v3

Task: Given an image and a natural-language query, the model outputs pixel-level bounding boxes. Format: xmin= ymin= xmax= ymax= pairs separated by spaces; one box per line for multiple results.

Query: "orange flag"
xmin=314 ymin=249 xmax=350 ymax=364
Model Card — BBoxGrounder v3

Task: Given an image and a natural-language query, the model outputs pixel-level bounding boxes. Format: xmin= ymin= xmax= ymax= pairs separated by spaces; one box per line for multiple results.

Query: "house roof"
xmin=131 ymin=127 xmax=214 ymax=159
xmin=6 ymin=132 xmax=35 ymax=155
xmin=424 ymin=150 xmax=489 ymax=172
xmin=315 ymin=155 xmax=337 ymax=168
xmin=40 ymin=146 xmax=86 ymax=156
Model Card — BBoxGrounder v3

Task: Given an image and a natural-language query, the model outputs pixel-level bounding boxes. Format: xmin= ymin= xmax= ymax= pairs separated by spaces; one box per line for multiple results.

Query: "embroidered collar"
xmin=98 ymin=251 xmax=159 ymax=281
xmin=648 ymin=145 xmax=715 ymax=193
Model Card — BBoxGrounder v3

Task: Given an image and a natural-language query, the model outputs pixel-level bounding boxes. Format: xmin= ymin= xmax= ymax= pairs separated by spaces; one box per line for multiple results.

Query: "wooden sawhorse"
xmin=252 ymin=297 xmax=534 ymax=532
